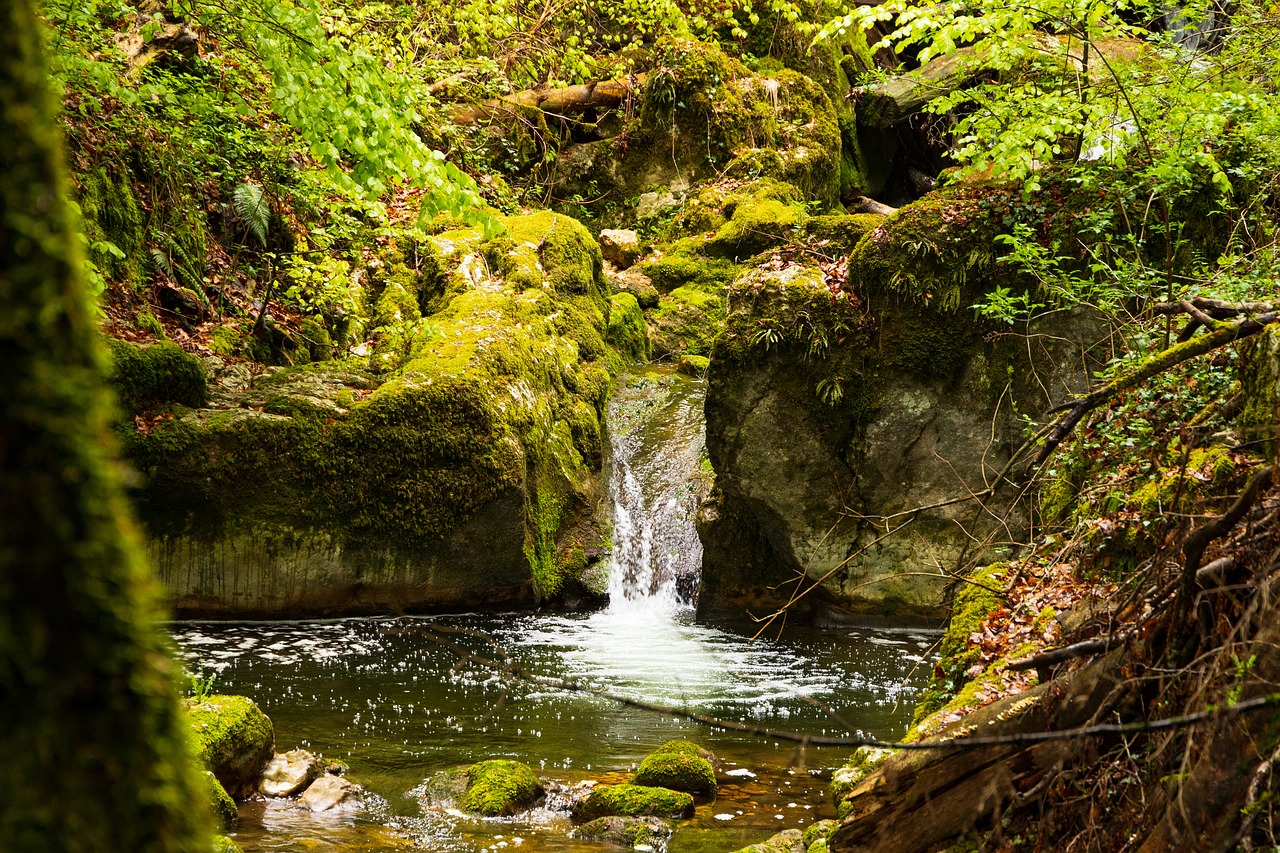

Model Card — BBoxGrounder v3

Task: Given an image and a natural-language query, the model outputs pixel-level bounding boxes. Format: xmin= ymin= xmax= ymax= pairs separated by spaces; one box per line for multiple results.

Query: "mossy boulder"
xmin=204 ymin=771 xmax=237 ymax=830
xmin=124 ymin=212 xmax=623 ymax=616
xmin=648 ymin=284 xmax=727 ymax=359
xmin=607 ymin=292 xmax=650 ymax=362
xmin=803 ymin=819 xmax=838 ymax=850
xmin=828 ymin=747 xmax=896 ymax=805
xmin=571 ymin=815 xmax=672 ymax=848
xmin=421 ymin=760 xmax=544 ymax=816
xmin=460 ymin=760 xmax=544 ymax=816
xmin=107 ymin=339 xmax=208 ymax=415
xmin=676 ymin=354 xmax=710 ymax=376
xmin=632 ymin=749 xmax=716 ymax=796
xmin=699 ymin=187 xmax=1108 ymax=617
xmin=183 ymin=695 xmax=274 ymax=799
xmin=572 ymin=784 xmax=695 ymax=820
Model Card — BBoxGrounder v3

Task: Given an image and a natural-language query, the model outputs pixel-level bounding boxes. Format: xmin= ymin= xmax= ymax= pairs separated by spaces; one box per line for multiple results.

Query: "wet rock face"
xmin=699 ymin=190 xmax=1107 ymax=617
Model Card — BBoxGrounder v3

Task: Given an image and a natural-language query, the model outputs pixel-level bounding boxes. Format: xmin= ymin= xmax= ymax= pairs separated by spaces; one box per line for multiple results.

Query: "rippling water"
xmin=174 ymin=612 xmax=938 ymax=851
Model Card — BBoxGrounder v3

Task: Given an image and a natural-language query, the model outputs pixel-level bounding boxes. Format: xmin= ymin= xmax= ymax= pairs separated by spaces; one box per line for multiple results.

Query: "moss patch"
xmin=572 ymin=784 xmax=696 ymax=820
xmin=632 ymin=750 xmax=717 ymax=795
xmin=461 ymin=760 xmax=544 ymax=816
xmin=107 ymin=339 xmax=208 ymax=415
xmin=607 ymin=292 xmax=650 ymax=362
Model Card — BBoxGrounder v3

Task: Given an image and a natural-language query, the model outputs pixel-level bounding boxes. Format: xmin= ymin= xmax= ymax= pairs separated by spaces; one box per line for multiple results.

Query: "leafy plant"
xmin=232 ymin=181 xmax=270 ymax=246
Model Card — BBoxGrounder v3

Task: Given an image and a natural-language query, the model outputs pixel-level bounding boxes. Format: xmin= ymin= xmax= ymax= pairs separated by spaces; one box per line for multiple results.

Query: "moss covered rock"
xmin=184 ymin=695 xmax=274 ymax=799
xmin=699 ymin=186 xmax=1108 ymax=617
xmin=732 ymin=828 xmax=806 ymax=853
xmin=204 ymin=771 xmax=237 ymax=830
xmin=461 ymin=760 xmax=544 ymax=816
xmin=572 ymin=784 xmax=695 ymax=820
xmin=124 ymin=212 xmax=625 ymax=616
xmin=607 ymin=292 xmax=650 ymax=362
xmin=802 ymin=819 xmax=838 ymax=850
xmin=572 ymin=815 xmax=672 ymax=848
xmin=107 ymin=339 xmax=208 ymax=415
xmin=212 ymin=836 xmax=244 ymax=853
xmin=632 ymin=750 xmax=716 ymax=796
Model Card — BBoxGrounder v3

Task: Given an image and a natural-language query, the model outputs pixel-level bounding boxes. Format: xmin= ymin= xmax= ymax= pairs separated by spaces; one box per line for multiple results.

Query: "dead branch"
xmin=1034 ymin=312 xmax=1277 ymax=468
xmin=451 ymin=75 xmax=643 ymax=125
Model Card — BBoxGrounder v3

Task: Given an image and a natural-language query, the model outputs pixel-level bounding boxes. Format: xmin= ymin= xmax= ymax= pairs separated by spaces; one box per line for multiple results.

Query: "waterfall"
xmin=604 ymin=369 xmax=708 ymax=615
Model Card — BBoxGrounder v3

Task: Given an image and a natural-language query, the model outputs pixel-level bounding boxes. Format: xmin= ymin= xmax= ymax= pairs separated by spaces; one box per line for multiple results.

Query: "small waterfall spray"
xmin=604 ymin=369 xmax=708 ymax=615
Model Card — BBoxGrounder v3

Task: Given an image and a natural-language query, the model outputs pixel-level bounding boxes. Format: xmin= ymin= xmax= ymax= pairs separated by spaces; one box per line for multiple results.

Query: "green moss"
xmin=203 ymin=771 xmax=237 ymax=830
xmin=677 ymin=354 xmax=710 ymax=375
xmin=136 ymin=309 xmax=165 ymax=338
xmin=909 ymin=563 xmax=1008 ymax=727
xmin=107 ymin=339 xmax=208 ymax=415
xmin=296 ymin=317 xmax=333 ymax=364
xmin=460 ymin=760 xmax=543 ymax=816
xmin=183 ymin=696 xmax=274 ymax=795
xmin=802 ymin=819 xmax=838 ymax=849
xmin=805 ymin=214 xmax=885 ymax=255
xmin=828 ymin=747 xmax=894 ymax=804
xmin=648 ymin=283 xmax=727 ymax=358
xmin=632 ymin=751 xmax=717 ymax=795
xmin=77 ymin=161 xmax=147 ymax=287
xmin=850 ymin=187 xmax=1004 ymax=311
xmin=573 ymin=784 xmax=696 ymax=821
xmin=212 ymin=835 xmax=244 ymax=853
xmin=505 ymin=212 xmax=608 ymax=313
xmin=653 ymin=739 xmax=714 ymax=759
xmin=574 ymin=816 xmax=671 ymax=848
xmin=607 ymin=292 xmax=650 ymax=362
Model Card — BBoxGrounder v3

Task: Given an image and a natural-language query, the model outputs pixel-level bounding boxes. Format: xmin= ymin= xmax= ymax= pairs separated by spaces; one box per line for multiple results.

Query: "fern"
xmin=233 ymin=181 xmax=269 ymax=246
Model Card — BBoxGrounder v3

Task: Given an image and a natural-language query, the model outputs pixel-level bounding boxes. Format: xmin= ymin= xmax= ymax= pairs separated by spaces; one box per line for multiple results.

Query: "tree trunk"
xmin=0 ymin=1 xmax=211 ymax=849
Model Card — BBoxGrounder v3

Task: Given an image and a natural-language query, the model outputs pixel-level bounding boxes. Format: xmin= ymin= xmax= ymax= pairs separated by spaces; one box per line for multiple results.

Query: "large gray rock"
xmin=260 ymin=749 xmax=324 ymax=797
xmin=699 ymin=197 xmax=1106 ymax=617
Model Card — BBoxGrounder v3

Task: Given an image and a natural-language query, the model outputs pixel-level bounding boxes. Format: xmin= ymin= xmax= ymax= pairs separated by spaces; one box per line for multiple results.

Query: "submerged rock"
xmin=184 ymin=695 xmax=274 ymax=799
xmin=260 ymin=749 xmax=324 ymax=797
xmin=732 ymin=828 xmax=806 ymax=853
xmin=298 ymin=775 xmax=361 ymax=812
xmin=572 ymin=784 xmax=695 ymax=821
xmin=571 ymin=815 xmax=672 ymax=849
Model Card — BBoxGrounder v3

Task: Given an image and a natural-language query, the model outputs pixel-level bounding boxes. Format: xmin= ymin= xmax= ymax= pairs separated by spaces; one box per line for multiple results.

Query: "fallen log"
xmin=830 ymin=649 xmax=1128 ymax=853
xmin=452 ymin=76 xmax=644 ymax=125
xmin=854 ymin=36 xmax=1147 ymax=128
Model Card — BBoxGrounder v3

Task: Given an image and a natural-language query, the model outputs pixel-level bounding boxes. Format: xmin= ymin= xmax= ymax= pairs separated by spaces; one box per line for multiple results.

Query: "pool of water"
xmin=174 ymin=611 xmax=938 ymax=852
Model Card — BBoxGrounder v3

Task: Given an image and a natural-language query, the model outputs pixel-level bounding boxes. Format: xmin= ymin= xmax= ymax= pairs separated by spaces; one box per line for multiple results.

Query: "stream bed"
xmin=174 ymin=611 xmax=937 ymax=852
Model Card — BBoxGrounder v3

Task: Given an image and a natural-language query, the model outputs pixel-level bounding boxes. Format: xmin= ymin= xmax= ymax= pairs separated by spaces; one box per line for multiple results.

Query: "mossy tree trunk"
xmin=0 ymin=1 xmax=211 ymax=849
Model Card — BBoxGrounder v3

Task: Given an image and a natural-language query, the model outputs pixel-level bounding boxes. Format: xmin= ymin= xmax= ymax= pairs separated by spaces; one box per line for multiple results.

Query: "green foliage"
xmin=232 ymin=182 xmax=269 ymax=246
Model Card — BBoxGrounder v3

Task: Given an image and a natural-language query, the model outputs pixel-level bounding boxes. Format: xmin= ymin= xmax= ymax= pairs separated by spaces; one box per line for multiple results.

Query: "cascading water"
xmin=603 ymin=368 xmax=709 ymax=614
